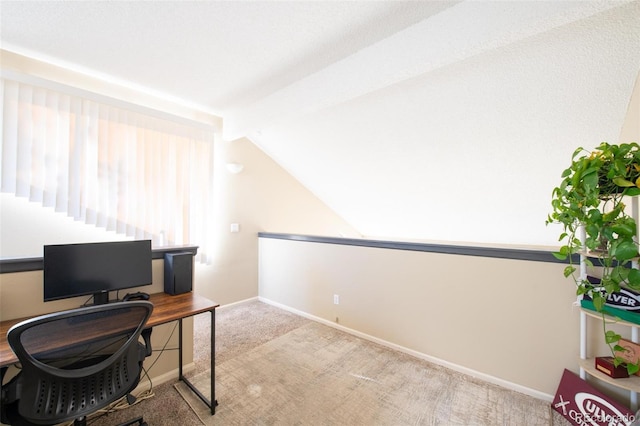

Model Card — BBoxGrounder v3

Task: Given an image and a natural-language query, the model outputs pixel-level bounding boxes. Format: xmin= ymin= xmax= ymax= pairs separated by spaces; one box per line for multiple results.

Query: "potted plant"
xmin=547 ymin=141 xmax=640 ymax=374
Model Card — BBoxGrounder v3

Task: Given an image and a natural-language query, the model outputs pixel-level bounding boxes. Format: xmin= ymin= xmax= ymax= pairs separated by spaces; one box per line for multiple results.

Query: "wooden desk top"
xmin=0 ymin=292 xmax=219 ymax=367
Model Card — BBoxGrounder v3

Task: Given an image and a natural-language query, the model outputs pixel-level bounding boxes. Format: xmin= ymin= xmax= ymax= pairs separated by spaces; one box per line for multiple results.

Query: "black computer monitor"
xmin=43 ymin=240 xmax=152 ymax=305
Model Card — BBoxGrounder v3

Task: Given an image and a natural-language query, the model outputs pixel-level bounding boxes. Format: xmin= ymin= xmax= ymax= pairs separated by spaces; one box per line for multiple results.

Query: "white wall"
xmin=194 ymin=135 xmax=361 ymax=306
xmin=258 ymin=237 xmax=579 ymax=400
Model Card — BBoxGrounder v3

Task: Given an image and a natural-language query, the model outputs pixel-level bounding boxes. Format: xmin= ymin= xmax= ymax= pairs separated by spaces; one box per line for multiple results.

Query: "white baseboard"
xmin=258 ymin=297 xmax=554 ymax=402
xmin=216 ymin=296 xmax=259 ymax=312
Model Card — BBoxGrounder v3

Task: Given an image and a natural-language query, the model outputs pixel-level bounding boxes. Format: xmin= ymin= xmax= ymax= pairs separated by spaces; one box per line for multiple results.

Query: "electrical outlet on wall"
xmin=333 ymin=294 xmax=339 ymax=305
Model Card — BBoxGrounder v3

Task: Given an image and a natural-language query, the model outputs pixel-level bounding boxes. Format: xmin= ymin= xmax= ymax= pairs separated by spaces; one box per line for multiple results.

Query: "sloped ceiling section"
xmin=1 ymin=1 xmax=639 ymax=246
xmin=250 ymin=1 xmax=640 ymax=246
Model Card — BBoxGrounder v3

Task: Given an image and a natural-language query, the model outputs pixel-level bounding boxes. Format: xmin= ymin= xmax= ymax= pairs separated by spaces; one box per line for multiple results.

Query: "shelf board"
xmin=579 ymin=358 xmax=640 ymax=393
xmin=580 ymin=307 xmax=640 ymax=328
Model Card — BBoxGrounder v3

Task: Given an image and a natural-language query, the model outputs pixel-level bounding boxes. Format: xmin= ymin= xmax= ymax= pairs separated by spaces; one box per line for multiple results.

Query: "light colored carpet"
xmin=176 ymin=320 xmax=558 ymax=425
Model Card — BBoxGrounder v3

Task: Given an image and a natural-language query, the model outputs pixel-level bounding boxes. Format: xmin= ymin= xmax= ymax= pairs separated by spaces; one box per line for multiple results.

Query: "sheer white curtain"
xmin=0 ymin=78 xmax=215 ymax=263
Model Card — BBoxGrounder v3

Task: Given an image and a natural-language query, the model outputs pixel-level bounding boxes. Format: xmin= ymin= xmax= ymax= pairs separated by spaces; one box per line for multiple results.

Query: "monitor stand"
xmin=93 ymin=291 xmax=110 ymax=305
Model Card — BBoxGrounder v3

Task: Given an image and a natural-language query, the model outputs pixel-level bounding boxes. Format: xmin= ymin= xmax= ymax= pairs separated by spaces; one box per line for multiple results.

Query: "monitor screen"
xmin=43 ymin=240 xmax=152 ymax=304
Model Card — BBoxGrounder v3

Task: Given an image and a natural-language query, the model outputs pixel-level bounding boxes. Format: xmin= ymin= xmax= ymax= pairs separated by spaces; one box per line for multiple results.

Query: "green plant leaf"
xmin=604 ymin=281 xmax=618 ymax=294
xmin=593 ymin=292 xmax=606 ymax=311
xmin=611 ymin=222 xmax=636 ymax=237
xmin=585 ymin=224 xmax=600 ymax=239
xmin=563 ymin=266 xmax=576 ymax=277
xmin=603 ymin=208 xmax=623 ymax=223
xmin=628 ymin=268 xmax=640 ymax=288
xmin=611 ymin=266 xmax=630 ymax=284
xmin=613 ymin=177 xmax=635 ymax=187
xmin=605 ymin=330 xmax=621 ymax=344
xmin=571 ymin=146 xmax=585 ymax=159
xmin=612 ymin=240 xmax=638 ymax=262
xmin=552 ymin=251 xmax=567 ymax=260
xmin=628 ymin=363 xmax=640 ymax=375
xmin=583 ymin=170 xmax=598 ymax=190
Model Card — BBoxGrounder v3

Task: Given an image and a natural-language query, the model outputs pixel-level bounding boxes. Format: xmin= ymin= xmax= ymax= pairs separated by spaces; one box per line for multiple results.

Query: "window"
xmin=1 ymin=77 xmax=215 ymax=263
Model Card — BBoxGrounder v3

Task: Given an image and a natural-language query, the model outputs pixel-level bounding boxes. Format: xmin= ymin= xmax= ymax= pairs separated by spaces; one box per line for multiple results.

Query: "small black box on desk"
xmin=164 ymin=252 xmax=193 ymax=295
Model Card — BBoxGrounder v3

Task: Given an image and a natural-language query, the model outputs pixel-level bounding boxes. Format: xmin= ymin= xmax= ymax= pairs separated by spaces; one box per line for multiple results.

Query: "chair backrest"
xmin=4 ymin=301 xmax=153 ymax=425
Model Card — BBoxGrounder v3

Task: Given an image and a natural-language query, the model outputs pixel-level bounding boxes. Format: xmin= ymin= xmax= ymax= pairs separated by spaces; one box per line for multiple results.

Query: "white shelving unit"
xmin=579 ymin=197 xmax=640 ymax=411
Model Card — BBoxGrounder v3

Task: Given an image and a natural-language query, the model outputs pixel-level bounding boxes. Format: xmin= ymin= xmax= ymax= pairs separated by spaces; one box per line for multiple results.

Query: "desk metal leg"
xmin=211 ymin=309 xmax=216 ymax=415
xmin=179 ymin=318 xmax=183 ymax=378
xmin=177 ymin=310 xmax=217 ymax=415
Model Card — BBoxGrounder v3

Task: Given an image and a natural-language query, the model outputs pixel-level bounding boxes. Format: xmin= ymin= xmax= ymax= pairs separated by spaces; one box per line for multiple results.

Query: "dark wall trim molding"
xmin=258 ymin=233 xmax=572 ymax=264
xmin=0 ymin=245 xmax=198 ymax=274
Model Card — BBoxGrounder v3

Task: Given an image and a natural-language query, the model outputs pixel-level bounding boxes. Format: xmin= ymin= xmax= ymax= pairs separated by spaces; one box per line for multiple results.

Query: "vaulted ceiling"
xmin=2 ymin=1 xmax=639 ymax=246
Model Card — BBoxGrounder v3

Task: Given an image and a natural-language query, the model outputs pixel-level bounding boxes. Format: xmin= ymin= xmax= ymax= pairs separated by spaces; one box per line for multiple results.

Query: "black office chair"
xmin=1 ymin=301 xmax=153 ymax=426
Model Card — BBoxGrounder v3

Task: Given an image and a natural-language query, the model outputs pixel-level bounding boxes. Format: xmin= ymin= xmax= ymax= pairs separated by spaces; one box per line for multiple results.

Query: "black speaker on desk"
xmin=164 ymin=252 xmax=193 ymax=295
